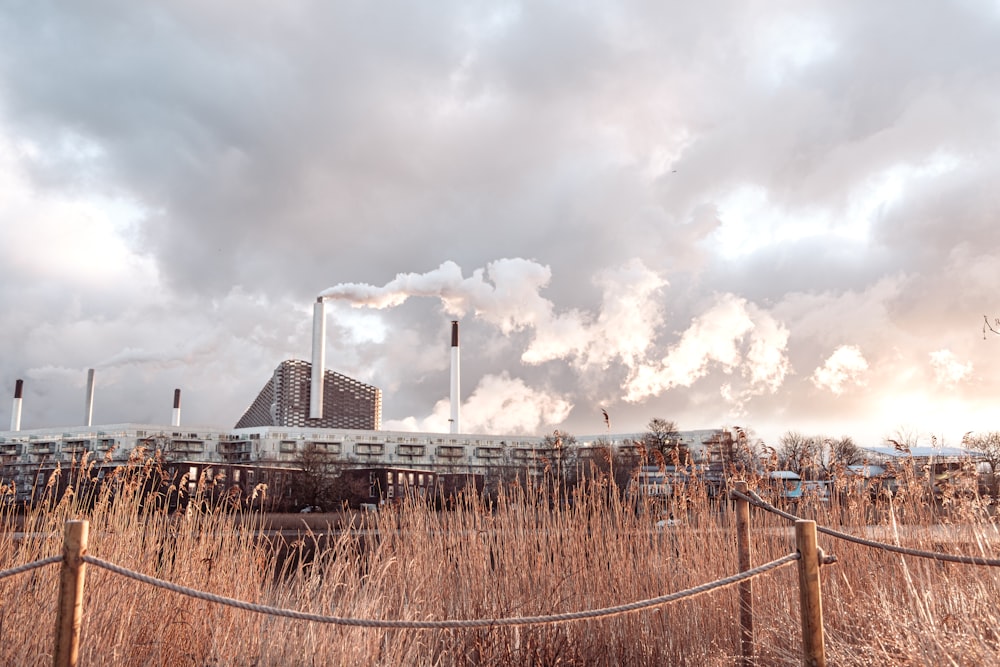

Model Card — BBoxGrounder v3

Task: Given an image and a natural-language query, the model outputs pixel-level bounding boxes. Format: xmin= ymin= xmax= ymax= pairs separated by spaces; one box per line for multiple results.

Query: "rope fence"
xmin=0 ymin=554 xmax=63 ymax=581
xmin=0 ymin=549 xmax=798 ymax=629
xmin=79 ymin=551 xmax=799 ymax=628
xmin=4 ymin=484 xmax=999 ymax=666
xmin=731 ymin=488 xmax=1000 ymax=566
xmin=3 ymin=526 xmax=800 ymax=667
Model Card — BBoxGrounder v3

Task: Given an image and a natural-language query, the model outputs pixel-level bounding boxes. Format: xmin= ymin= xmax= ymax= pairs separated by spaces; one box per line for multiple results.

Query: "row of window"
xmin=269 ymin=441 xmax=560 ymax=461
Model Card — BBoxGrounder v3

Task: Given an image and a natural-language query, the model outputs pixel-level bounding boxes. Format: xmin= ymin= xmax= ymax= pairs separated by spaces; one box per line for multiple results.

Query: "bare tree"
xmin=581 ymin=438 xmax=644 ymax=496
xmin=828 ymin=436 xmax=863 ymax=468
xmin=964 ymin=431 xmax=1000 ymax=495
xmin=643 ymin=418 xmax=686 ymax=464
xmin=776 ymin=431 xmax=823 ymax=477
xmin=292 ymin=442 xmax=358 ymax=510
xmin=542 ymin=429 xmax=579 ymax=490
xmin=964 ymin=431 xmax=1000 ymax=473
xmin=731 ymin=427 xmax=766 ymax=473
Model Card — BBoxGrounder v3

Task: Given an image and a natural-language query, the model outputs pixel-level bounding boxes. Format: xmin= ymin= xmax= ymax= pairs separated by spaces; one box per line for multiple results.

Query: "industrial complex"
xmin=3 ymin=312 xmax=985 ymax=510
xmin=0 ymin=319 xmax=741 ymax=508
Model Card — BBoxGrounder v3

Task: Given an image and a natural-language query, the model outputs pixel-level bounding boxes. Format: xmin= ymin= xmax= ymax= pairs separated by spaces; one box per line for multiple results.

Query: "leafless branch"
xmin=984 ymin=315 xmax=1000 ymax=339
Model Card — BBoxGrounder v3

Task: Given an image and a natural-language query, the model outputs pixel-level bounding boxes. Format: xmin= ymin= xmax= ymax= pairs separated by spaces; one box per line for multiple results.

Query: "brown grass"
xmin=2 ymin=461 xmax=1000 ymax=666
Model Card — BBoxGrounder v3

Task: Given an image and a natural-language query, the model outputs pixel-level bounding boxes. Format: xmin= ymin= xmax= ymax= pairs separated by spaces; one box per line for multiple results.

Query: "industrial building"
xmin=0 ymin=317 xmax=741 ymax=508
xmin=235 ymin=359 xmax=382 ymax=430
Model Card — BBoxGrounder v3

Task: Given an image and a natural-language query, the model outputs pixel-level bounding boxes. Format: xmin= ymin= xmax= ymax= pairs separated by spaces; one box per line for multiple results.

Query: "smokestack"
xmin=84 ymin=368 xmax=95 ymax=427
xmin=172 ymin=389 xmax=181 ymax=427
xmin=450 ymin=320 xmax=460 ymax=434
xmin=10 ymin=379 xmax=22 ymax=431
xmin=310 ymin=298 xmax=326 ymax=419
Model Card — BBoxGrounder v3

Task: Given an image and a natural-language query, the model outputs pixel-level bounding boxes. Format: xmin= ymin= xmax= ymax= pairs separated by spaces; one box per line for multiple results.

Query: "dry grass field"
xmin=2 ymin=458 xmax=1000 ymax=666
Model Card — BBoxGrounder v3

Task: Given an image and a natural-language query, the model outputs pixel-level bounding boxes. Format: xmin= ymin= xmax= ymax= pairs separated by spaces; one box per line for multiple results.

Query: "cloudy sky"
xmin=2 ymin=1 xmax=999 ymax=447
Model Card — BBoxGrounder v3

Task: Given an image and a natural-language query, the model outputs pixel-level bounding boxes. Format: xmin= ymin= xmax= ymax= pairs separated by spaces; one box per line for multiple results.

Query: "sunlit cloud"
xmin=811 ymin=345 xmax=869 ymax=395
xmin=623 ymin=294 xmax=790 ymax=403
xmin=929 ymin=349 xmax=972 ymax=387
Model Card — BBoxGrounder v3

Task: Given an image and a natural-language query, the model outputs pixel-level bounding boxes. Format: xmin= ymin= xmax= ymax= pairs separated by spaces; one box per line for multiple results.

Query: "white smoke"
xmin=320 ymin=258 xmax=555 ymax=332
xmin=26 ymin=365 xmax=84 ymax=383
xmin=96 ymin=347 xmax=184 ymax=369
xmin=623 ymin=294 xmax=790 ymax=403
xmin=929 ymin=349 xmax=972 ymax=387
xmin=811 ymin=345 xmax=869 ymax=395
xmin=461 ymin=373 xmax=574 ymax=434
xmin=383 ymin=372 xmax=573 ymax=435
xmin=521 ymin=259 xmax=668 ymax=369
xmin=320 ymin=259 xmax=792 ymax=425
xmin=321 ymin=257 xmax=668 ymax=370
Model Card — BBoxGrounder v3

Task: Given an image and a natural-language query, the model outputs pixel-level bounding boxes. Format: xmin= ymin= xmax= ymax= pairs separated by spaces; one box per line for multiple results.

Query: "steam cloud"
xmin=623 ymin=294 xmax=791 ymax=403
xmin=929 ymin=349 xmax=973 ymax=387
xmin=811 ymin=345 xmax=869 ymax=395
xmin=384 ymin=372 xmax=572 ymax=435
xmin=321 ymin=259 xmax=794 ymax=427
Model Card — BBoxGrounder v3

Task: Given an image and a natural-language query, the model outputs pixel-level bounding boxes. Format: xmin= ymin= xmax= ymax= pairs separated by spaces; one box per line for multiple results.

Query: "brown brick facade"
xmin=235 ymin=360 xmax=381 ymax=430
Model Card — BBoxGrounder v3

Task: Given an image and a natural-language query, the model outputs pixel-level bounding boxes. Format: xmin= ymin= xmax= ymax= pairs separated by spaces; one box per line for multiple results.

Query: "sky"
xmin=1 ymin=1 xmax=999 ymax=448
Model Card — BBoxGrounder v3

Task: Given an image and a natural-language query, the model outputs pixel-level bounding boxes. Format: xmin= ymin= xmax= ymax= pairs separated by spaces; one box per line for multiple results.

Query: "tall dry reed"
xmin=2 ymin=458 xmax=1000 ymax=665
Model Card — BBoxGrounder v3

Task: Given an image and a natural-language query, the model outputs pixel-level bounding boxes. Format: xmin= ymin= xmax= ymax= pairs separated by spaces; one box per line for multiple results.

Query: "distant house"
xmin=858 ymin=446 xmax=983 ymax=496
xmin=767 ymin=470 xmax=803 ymax=501
xmin=626 ymin=464 xmax=726 ymax=504
xmin=339 ymin=467 xmax=437 ymax=508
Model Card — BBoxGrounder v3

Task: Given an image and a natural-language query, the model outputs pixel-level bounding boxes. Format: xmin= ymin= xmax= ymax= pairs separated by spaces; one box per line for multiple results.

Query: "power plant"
xmin=0 ymin=310 xmax=739 ymax=508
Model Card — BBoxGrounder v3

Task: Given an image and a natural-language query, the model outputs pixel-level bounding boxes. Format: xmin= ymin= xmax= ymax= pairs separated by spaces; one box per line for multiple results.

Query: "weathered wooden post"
xmin=53 ymin=520 xmax=89 ymax=667
xmin=734 ymin=481 xmax=754 ymax=666
xmin=795 ymin=519 xmax=826 ymax=667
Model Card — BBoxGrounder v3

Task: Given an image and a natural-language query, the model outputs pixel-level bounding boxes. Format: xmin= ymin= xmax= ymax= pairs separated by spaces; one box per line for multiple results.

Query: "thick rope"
xmin=732 ymin=489 xmax=1000 ymax=567
xmin=0 ymin=554 xmax=63 ymax=581
xmin=82 ymin=552 xmax=799 ymax=629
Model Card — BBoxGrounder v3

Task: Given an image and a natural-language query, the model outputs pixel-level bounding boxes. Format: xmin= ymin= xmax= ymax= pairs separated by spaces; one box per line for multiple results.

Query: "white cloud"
xmin=929 ymin=349 xmax=972 ymax=387
xmin=744 ymin=307 xmax=792 ymax=393
xmin=811 ymin=345 xmax=869 ymax=395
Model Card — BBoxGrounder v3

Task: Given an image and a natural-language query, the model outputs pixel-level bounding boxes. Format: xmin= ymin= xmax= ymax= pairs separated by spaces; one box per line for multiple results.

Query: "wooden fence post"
xmin=795 ymin=519 xmax=826 ymax=667
xmin=734 ymin=481 xmax=754 ymax=666
xmin=53 ymin=520 xmax=89 ymax=667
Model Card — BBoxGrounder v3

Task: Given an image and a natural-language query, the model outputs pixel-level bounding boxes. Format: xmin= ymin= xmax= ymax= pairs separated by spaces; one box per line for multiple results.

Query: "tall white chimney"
xmin=310 ymin=298 xmax=326 ymax=419
xmin=84 ymin=368 xmax=95 ymax=427
xmin=10 ymin=379 xmax=22 ymax=431
xmin=172 ymin=389 xmax=181 ymax=427
xmin=450 ymin=320 xmax=460 ymax=434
